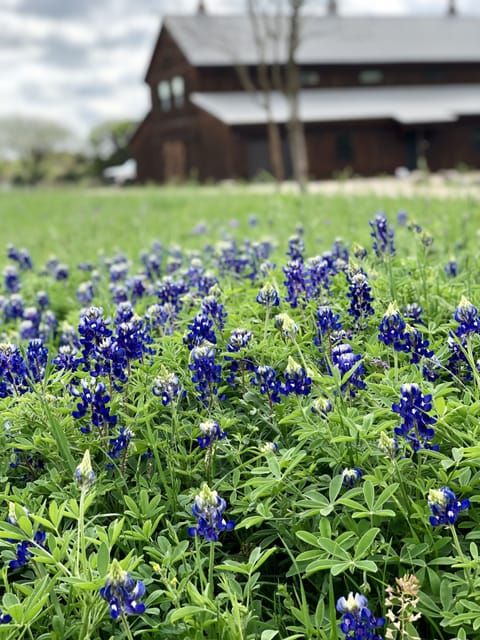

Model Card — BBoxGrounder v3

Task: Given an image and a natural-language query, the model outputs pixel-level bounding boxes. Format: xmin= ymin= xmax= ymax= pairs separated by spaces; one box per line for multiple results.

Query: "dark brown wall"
xmin=193 ymin=62 xmax=480 ymax=93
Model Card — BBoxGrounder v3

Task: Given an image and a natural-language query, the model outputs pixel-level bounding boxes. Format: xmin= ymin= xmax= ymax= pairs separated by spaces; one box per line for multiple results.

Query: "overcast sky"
xmin=1 ymin=0 xmax=479 ymax=141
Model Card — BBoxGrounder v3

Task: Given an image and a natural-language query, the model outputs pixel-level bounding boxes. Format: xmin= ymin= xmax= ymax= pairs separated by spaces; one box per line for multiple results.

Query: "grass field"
xmin=0 ymin=186 xmax=479 ymax=639
xmin=1 ymin=186 xmax=478 ymax=262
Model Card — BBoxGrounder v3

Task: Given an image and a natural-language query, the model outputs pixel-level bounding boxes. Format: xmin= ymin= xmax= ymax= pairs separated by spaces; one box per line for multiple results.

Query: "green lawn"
xmin=1 ymin=186 xmax=478 ymax=263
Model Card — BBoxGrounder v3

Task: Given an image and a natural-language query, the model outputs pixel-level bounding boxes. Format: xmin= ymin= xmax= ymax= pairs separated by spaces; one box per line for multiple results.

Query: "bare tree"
xmin=284 ymin=0 xmax=309 ymax=192
xmin=243 ymin=0 xmax=310 ymax=191
xmin=235 ymin=1 xmax=285 ymax=183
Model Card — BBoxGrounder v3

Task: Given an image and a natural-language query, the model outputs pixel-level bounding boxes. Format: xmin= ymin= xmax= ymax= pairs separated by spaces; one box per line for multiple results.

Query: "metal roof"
xmin=164 ymin=15 xmax=480 ymax=66
xmin=190 ymin=84 xmax=480 ymax=126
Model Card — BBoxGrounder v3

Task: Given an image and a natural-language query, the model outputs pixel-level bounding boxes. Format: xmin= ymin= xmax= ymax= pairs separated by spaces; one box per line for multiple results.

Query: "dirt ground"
xmin=238 ymin=170 xmax=480 ymax=199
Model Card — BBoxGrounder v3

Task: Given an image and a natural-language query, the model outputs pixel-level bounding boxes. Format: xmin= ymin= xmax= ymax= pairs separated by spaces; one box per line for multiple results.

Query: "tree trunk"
xmin=286 ymin=0 xmax=309 ymax=193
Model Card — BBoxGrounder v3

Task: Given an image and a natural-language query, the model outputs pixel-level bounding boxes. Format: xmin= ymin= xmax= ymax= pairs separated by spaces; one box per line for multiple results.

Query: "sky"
xmin=1 ymin=0 xmax=480 ymax=143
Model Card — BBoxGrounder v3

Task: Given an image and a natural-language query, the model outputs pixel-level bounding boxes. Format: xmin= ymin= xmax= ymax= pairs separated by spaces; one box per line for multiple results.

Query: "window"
xmin=171 ymin=76 xmax=185 ymax=108
xmin=425 ymin=68 xmax=446 ymax=83
xmin=336 ymin=133 xmax=353 ymax=164
xmin=301 ymin=70 xmax=320 ymax=87
xmin=473 ymin=128 xmax=480 ymax=155
xmin=358 ymin=69 xmax=384 ymax=85
xmin=158 ymin=81 xmax=171 ymax=111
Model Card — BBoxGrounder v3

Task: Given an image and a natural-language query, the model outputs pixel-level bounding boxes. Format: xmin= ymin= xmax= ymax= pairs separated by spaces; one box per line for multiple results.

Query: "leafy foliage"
xmin=0 ymin=189 xmax=477 ymax=638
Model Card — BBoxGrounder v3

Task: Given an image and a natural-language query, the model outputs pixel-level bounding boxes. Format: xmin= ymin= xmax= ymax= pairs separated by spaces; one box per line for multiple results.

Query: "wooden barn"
xmin=130 ymin=6 xmax=480 ymax=183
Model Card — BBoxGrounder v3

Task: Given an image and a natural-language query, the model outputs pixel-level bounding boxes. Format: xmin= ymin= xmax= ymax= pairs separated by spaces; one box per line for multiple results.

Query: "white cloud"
xmin=1 ymin=0 xmax=479 ymax=140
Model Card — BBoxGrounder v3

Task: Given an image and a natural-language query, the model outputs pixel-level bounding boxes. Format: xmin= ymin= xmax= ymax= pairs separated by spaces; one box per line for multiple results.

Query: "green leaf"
xmin=330 ymin=562 xmax=350 ymax=576
xmin=97 ymin=542 xmax=109 ymax=577
xmin=261 ymin=632 xmax=279 ymax=640
xmin=236 ymin=515 xmax=265 ymax=530
xmin=329 ymin=474 xmax=344 ymax=504
xmin=169 ymin=606 xmax=214 ymax=622
xmin=296 ymin=531 xmax=321 ymax=547
xmin=354 ymin=560 xmax=378 ymax=573
xmin=363 ymin=480 xmax=374 ymax=510
xmin=355 ymin=528 xmax=380 ymax=560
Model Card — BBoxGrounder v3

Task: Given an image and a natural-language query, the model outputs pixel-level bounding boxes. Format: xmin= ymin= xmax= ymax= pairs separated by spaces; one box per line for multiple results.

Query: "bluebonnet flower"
xmin=251 ymin=365 xmax=282 ymax=406
xmin=109 ymin=260 xmax=130 ymax=282
xmin=188 ymin=484 xmax=235 ymax=542
xmin=4 ymin=293 xmax=24 ymax=320
xmin=189 ymin=343 xmax=222 ymax=406
xmin=36 ymin=290 xmax=49 ymax=309
xmin=76 ymin=281 xmax=94 ymax=305
xmin=352 ymin=243 xmax=367 ymax=260
xmin=378 ymin=432 xmax=399 ymax=458
xmin=402 ymin=324 xmax=433 ymax=365
xmin=428 ymin=487 xmax=470 ymax=527
xmin=370 ymin=212 xmax=395 ymax=257
xmin=184 ymin=312 xmax=217 ymax=349
xmin=311 ymin=397 xmax=332 ymax=417
xmin=155 ymin=276 xmax=188 ymax=311
xmin=256 ymin=283 xmax=280 ymax=307
xmin=140 ymin=251 xmax=161 ymax=280
xmin=332 ymin=343 xmax=365 ymax=395
xmin=9 ymin=449 xmax=44 ymax=481
xmin=336 ymin=592 xmax=385 ymax=639
xmin=77 ymin=261 xmax=94 ymax=272
xmin=52 ymin=344 xmax=79 ymax=372
xmin=197 ymin=419 xmax=226 ymax=449
xmin=454 ymin=296 xmax=480 ymax=337
xmin=342 ymin=468 xmax=363 ymax=488
xmin=346 ymin=267 xmax=374 ymax=327
xmin=259 ymin=260 xmax=276 ymax=277
xmin=282 ymin=357 xmax=312 ymax=396
xmin=74 ymin=449 xmax=95 ymax=491
xmin=0 ymin=609 xmax=11 ymax=624
xmin=378 ymin=302 xmax=406 ymax=350
xmin=22 ymin=305 xmax=41 ymax=329
xmin=38 ymin=309 xmax=57 ymax=342
xmin=403 ymin=302 xmax=424 ymax=325
xmin=100 ymin=559 xmax=146 ymax=620
xmin=145 ymin=303 xmax=175 ymax=335
xmin=53 ymin=263 xmax=69 ymax=281
xmin=3 ymin=265 xmax=20 ymax=293
xmin=422 ymin=354 xmax=442 ymax=382
xmin=227 ymin=328 xmax=253 ymax=352
xmin=78 ymin=306 xmax=112 ymax=367
xmin=392 ymin=383 xmax=437 ymax=452
xmin=201 ymin=295 xmax=227 ymax=331
xmin=110 ymin=284 xmax=129 ymax=304
xmin=71 ymin=378 xmax=117 ymax=434
xmin=0 ymin=343 xmax=28 ymax=397
xmin=152 ymin=370 xmax=184 ymax=405
xmin=274 ymin=313 xmax=298 ymax=339
xmin=447 ymin=333 xmax=470 ymax=380
xmin=107 ymin=427 xmax=134 ymax=468
xmin=287 ymin=235 xmax=304 ymax=260
xmin=444 ymin=259 xmax=458 ymax=278
xmin=115 ymin=315 xmax=154 ymax=362
xmin=114 ymin=302 xmax=134 ymax=324
xmin=225 ymin=328 xmax=254 ymax=385
xmin=283 ymin=258 xmax=307 ymax=308
xmin=26 ymin=338 xmax=48 ymax=383
xmin=9 ymin=527 xmax=47 ymax=570
xmin=126 ymin=274 xmax=147 ymax=301
xmin=7 ymin=244 xmax=32 ymax=270
xmin=315 ymin=305 xmax=343 ymax=349
xmin=397 ymin=210 xmax=408 ymax=226
xmin=305 ymin=255 xmax=331 ymax=300
xmin=261 ymin=441 xmax=279 ymax=453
